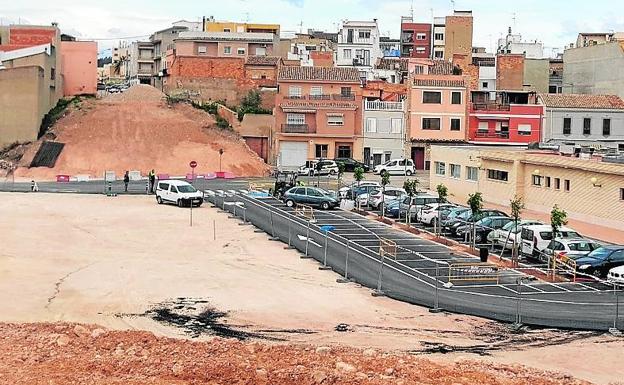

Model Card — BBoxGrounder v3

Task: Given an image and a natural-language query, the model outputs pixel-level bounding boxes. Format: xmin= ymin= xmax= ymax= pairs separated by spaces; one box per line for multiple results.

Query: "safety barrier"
xmin=448 ymin=263 xmax=500 ymax=284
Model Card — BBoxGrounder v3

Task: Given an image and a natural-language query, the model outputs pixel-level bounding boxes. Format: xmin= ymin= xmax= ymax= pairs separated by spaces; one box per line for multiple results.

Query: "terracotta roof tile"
xmin=377 ymin=58 xmax=408 ymax=72
xmin=412 ymin=78 xmax=465 ymax=88
xmin=245 ymin=56 xmax=281 ymax=66
xmin=278 ymin=66 xmax=361 ymax=83
xmin=428 ymin=60 xmax=455 ymax=75
xmin=539 ymin=94 xmax=624 ymax=109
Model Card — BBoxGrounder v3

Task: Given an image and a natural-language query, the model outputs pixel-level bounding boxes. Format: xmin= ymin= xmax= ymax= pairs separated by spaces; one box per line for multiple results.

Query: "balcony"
xmin=472 ymin=103 xmax=511 ymax=111
xmin=282 ymin=124 xmax=310 ymax=134
xmin=475 ymin=131 xmax=510 ymax=139
xmin=333 ymin=93 xmax=355 ymax=101
xmin=284 ymin=94 xmax=355 ymax=101
xmin=308 ymin=94 xmax=331 ymax=100
xmin=365 ymin=100 xmax=404 ymax=111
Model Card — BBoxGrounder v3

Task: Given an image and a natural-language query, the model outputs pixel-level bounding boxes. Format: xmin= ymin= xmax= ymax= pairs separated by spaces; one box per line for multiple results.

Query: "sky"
xmin=2 ymin=0 xmax=624 ymax=57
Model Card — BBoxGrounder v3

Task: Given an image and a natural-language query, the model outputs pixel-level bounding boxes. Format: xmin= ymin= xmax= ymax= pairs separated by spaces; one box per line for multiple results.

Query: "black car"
xmin=455 ymin=216 xmax=513 ymax=243
xmin=576 ymin=246 xmax=624 ymax=278
xmin=334 ymin=157 xmax=370 ymax=172
xmin=446 ymin=209 xmax=508 ymax=234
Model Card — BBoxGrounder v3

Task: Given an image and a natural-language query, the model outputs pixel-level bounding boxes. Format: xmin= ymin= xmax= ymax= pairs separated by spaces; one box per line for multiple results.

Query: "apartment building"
xmin=275 ymin=66 xmax=363 ymax=168
xmin=336 ymin=20 xmax=382 ymax=77
xmin=174 ymin=31 xmax=277 ymax=58
xmin=277 ymin=31 xmax=336 ymax=66
xmin=468 ymin=90 xmax=543 ymax=145
xmin=432 ymin=17 xmax=446 ymax=60
xmin=128 ymin=41 xmax=154 ymax=84
xmin=380 ymin=37 xmax=400 ymax=57
xmin=563 ymin=42 xmax=624 ymax=98
xmin=204 ymin=18 xmax=279 ymax=35
xmin=150 ymin=25 xmax=189 ymax=89
xmin=539 ymin=94 xmax=624 ymax=151
xmin=429 ymin=145 xmax=624 ymax=229
xmin=549 ymin=58 xmax=563 ymax=94
xmin=576 ymin=32 xmax=615 ymax=48
xmin=444 ymin=11 xmax=473 ymax=62
xmin=399 ymin=17 xmax=431 ymax=59
xmin=497 ymin=27 xmax=544 ymax=59
xmin=363 ymin=99 xmax=406 ymax=167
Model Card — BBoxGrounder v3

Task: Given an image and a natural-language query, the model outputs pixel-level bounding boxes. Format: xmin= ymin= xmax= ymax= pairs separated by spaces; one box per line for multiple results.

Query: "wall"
xmin=444 ymin=15 xmax=473 ymax=62
xmin=60 ymin=41 xmax=97 ymax=96
xmin=400 ymin=23 xmax=432 ymax=58
xmin=310 ymin=51 xmax=334 ymax=67
xmin=523 ymin=58 xmax=549 ymax=94
xmin=496 ymin=54 xmax=524 ymax=91
xmin=363 ymin=106 xmax=405 ymax=162
xmin=563 ymin=43 xmax=624 ymax=98
xmin=468 ymin=104 xmax=543 ymax=144
xmin=543 ymin=108 xmax=624 ymax=149
xmin=0 ymin=66 xmax=46 ymax=147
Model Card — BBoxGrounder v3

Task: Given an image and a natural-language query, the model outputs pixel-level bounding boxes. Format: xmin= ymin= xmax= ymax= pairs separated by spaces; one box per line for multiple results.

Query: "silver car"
xmin=543 ymin=238 xmax=602 ymax=260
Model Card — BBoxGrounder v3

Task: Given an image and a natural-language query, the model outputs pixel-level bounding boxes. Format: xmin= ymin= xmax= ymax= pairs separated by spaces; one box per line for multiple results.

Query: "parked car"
xmin=520 ymin=225 xmax=582 ymax=261
xmin=576 ymin=246 xmax=624 ymax=278
xmin=374 ymin=159 xmax=415 ymax=176
xmin=399 ymin=194 xmax=439 ymax=220
xmin=419 ymin=203 xmax=457 ymax=226
xmin=339 ymin=181 xmax=380 ymax=198
xmin=156 ymin=180 xmax=203 ymax=207
xmin=283 ymin=186 xmax=339 ymax=210
xmin=456 ymin=216 xmax=513 ymax=243
xmin=542 ymin=238 xmax=602 ymax=260
xmin=107 ymin=86 xmax=121 ymax=93
xmin=608 ymin=265 xmax=624 ymax=285
xmin=440 ymin=207 xmax=471 ymax=229
xmin=334 ymin=157 xmax=370 ymax=172
xmin=445 ymin=209 xmax=508 ymax=235
xmin=297 ymin=160 xmax=339 ymax=176
xmin=488 ymin=220 xmax=544 ymax=249
xmin=345 ymin=184 xmax=379 ymax=200
xmin=384 ymin=197 xmax=405 ymax=218
xmin=367 ymin=187 xmax=406 ymax=209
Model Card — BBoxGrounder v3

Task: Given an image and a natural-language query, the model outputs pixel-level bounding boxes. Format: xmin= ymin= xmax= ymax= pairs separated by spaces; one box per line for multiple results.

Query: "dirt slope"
xmin=13 ymin=85 xmax=270 ymax=180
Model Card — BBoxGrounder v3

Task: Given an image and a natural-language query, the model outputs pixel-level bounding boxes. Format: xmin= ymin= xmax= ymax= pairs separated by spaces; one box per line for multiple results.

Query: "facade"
xmin=539 ymin=93 xmax=624 ymax=151
xmin=576 ymin=32 xmax=614 ymax=48
xmin=60 ymin=39 xmax=97 ymax=96
xmin=150 ymin=25 xmax=189 ymax=89
xmin=523 ymin=58 xmax=550 ymax=94
xmin=128 ymin=41 xmax=154 ymax=84
xmin=496 ymin=53 xmax=525 ymax=91
xmin=444 ymin=11 xmax=473 ymax=63
xmin=549 ymin=59 xmax=563 ymax=94
xmin=429 ymin=145 xmax=624 ymax=229
xmin=363 ymin=99 xmax=406 ymax=167
xmin=174 ymin=31 xmax=276 ymax=58
xmin=277 ymin=32 xmax=335 ymax=66
xmin=204 ymin=18 xmax=280 ymax=35
xmin=408 ymin=74 xmax=468 ymax=170
xmin=432 ymin=17 xmax=446 ymax=60
xmin=468 ymin=90 xmax=543 ymax=145
xmin=274 ymin=66 xmax=363 ymax=168
xmin=563 ymin=42 xmax=624 ymax=98
xmin=336 ymin=20 xmax=382 ymax=76
xmin=399 ymin=17 xmax=431 ymax=59
xmin=380 ymin=37 xmax=400 ymax=57
xmin=497 ymin=27 xmax=544 ymax=59
xmin=472 ymin=49 xmax=496 ymax=96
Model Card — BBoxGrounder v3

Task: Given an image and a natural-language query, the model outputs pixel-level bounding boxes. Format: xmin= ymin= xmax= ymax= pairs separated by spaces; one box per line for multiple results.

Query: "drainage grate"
xmin=30 ymin=141 xmax=65 ymax=168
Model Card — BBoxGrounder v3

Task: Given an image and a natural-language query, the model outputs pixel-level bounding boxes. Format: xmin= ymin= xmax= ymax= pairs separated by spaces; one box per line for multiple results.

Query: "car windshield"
xmin=448 ymin=209 xmax=468 ymax=219
xmin=177 ymin=185 xmax=197 ymax=193
xmin=457 ymin=211 xmax=472 ymax=220
xmin=569 ymin=242 xmax=597 ymax=252
xmin=586 ymin=247 xmax=613 ymax=260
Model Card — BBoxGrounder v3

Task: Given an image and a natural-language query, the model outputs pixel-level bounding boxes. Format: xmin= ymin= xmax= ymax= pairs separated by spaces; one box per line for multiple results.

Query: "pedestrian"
xmin=123 ymin=171 xmax=130 ymax=192
xmin=31 ymin=180 xmax=39 ymax=192
xmin=148 ymin=169 xmax=156 ymax=194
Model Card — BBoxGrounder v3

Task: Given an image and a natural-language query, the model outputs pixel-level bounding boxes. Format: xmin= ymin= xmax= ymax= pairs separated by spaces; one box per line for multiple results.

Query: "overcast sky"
xmin=2 ymin=0 xmax=623 ymax=57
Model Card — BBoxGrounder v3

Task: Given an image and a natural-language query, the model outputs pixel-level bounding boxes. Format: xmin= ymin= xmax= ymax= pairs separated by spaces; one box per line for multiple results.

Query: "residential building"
xmin=576 ymin=32 xmax=615 ymax=48
xmin=563 ymin=42 xmax=624 ymax=98
xmin=363 ymin=98 xmax=406 ymax=167
xmin=111 ymin=42 xmax=130 ymax=79
xmin=380 ymin=37 xmax=400 ymax=57
xmin=408 ymin=70 xmax=468 ymax=170
xmin=174 ymin=31 xmax=277 ymax=58
xmin=523 ymin=58 xmax=550 ymax=94
xmin=150 ymin=25 xmax=189 ymax=89
xmin=60 ymin=36 xmax=97 ymax=96
xmin=432 ymin=17 xmax=446 ymax=60
xmin=468 ymin=90 xmax=543 ymax=145
xmin=244 ymin=55 xmax=282 ymax=88
xmin=128 ymin=41 xmax=154 ymax=84
xmin=277 ymin=32 xmax=335 ymax=66
xmin=204 ymin=17 xmax=280 ymax=35
xmin=374 ymin=57 xmax=408 ymax=84
xmin=539 ymin=93 xmax=624 ymax=151
xmin=399 ymin=17 xmax=431 ymax=59
xmin=497 ymin=27 xmax=544 ymax=59
xmin=444 ymin=11 xmax=473 ymax=62
xmin=472 ymin=48 xmax=496 ymax=96
xmin=429 ymin=145 xmax=624 ymax=229
xmin=274 ymin=66 xmax=363 ymax=168
xmin=496 ymin=53 xmax=525 ymax=91
xmin=336 ymin=20 xmax=382 ymax=77
xmin=549 ymin=58 xmax=563 ymax=94
xmin=172 ymin=20 xmax=202 ymax=32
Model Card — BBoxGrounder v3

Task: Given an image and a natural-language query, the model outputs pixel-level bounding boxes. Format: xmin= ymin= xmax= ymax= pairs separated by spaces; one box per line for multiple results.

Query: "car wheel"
xmin=475 ymin=233 xmax=483 ymax=244
xmin=406 ymin=170 xmax=413 ymax=176
xmin=156 ymin=196 xmax=163 ymax=204
xmin=321 ymin=201 xmax=330 ymax=210
xmin=177 ymin=199 xmax=184 ymax=208
xmin=330 ymin=169 xmax=337 ymax=175
xmin=430 ymin=217 xmax=437 ymax=227
xmin=286 ymin=199 xmax=295 ymax=208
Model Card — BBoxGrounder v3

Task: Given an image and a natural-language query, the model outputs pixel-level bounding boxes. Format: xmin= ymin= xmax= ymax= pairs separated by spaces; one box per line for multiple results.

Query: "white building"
xmin=336 ymin=20 xmax=382 ymax=78
xmin=172 ymin=20 xmax=203 ymax=32
xmin=432 ymin=17 xmax=446 ymax=60
xmin=363 ymin=99 xmax=406 ymax=166
xmin=497 ymin=27 xmax=544 ymax=59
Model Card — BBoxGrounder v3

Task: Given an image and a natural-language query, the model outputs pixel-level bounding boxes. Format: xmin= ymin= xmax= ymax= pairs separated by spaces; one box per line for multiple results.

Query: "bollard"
xmin=337 ymin=240 xmax=351 ymax=283
xmin=302 ymin=220 xmax=312 ymax=259
xmin=612 ymin=284 xmax=621 ymax=334
xmin=107 ymin=181 xmax=112 ymax=195
xmin=514 ymin=278 xmax=524 ymax=328
xmin=429 ymin=263 xmax=443 ymax=313
xmin=319 ymin=231 xmax=332 ymax=270
xmin=190 ymin=202 xmax=193 ymax=227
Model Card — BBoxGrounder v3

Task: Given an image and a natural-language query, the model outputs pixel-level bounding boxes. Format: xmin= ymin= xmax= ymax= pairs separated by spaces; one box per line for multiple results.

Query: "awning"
xmin=282 ymin=108 xmax=317 ymax=113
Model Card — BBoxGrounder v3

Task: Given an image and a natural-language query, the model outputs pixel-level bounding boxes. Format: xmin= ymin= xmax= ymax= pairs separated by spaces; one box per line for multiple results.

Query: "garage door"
xmin=279 ymin=141 xmax=308 ymax=169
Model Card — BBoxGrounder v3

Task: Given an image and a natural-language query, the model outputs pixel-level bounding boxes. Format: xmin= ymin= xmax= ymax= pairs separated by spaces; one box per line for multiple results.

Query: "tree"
xmin=403 ymin=179 xmax=420 ymax=225
xmin=467 ymin=192 xmax=483 ymax=249
xmin=337 ymin=162 xmax=345 ymax=190
xmin=237 ymin=90 xmax=271 ymax=121
xmin=509 ymin=196 xmax=525 ymax=264
xmin=550 ymin=205 xmax=568 ymax=238
xmin=353 ymin=167 xmax=365 ymax=210
xmin=380 ymin=172 xmax=391 ymax=217
xmin=435 ymin=184 xmax=448 ymax=234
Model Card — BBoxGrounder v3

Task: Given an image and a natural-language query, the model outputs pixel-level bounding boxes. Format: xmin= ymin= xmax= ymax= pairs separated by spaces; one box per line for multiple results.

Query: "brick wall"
xmin=444 ymin=16 xmax=473 ymax=61
xmin=496 ymin=54 xmax=525 ymax=91
xmin=452 ymin=54 xmax=479 ymax=92
xmin=310 ymin=51 xmax=334 ymax=67
xmin=9 ymin=27 xmax=56 ymax=47
xmin=364 ymin=80 xmax=407 ymax=101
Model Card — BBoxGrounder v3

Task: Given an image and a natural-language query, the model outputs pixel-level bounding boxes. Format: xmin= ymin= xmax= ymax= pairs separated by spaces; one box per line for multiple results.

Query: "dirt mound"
xmin=0 ymin=322 xmax=590 ymax=385
xmin=12 ymin=85 xmax=270 ymax=181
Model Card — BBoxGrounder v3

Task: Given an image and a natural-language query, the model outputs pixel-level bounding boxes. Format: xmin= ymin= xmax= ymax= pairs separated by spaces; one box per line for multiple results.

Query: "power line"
xmin=76 ymin=34 xmax=151 ymax=41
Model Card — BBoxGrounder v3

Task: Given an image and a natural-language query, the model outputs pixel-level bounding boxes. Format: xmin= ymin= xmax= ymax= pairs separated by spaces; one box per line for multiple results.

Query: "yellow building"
xmin=429 ymin=145 xmax=624 ymax=229
xmin=204 ymin=20 xmax=279 ymax=35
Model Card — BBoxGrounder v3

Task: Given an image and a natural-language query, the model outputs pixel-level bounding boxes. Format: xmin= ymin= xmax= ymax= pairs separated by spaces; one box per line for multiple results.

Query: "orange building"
xmin=275 ymin=66 xmax=363 ymax=168
xmin=60 ymin=38 xmax=97 ymax=96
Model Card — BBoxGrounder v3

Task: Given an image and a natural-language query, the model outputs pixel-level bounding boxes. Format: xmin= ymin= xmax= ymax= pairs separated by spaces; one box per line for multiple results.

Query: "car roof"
xmin=601 ymin=245 xmax=624 ymax=250
xmin=552 ymin=237 xmax=596 ymax=243
xmin=524 ymin=224 xmax=576 ymax=231
xmin=160 ymin=179 xmax=192 ymax=186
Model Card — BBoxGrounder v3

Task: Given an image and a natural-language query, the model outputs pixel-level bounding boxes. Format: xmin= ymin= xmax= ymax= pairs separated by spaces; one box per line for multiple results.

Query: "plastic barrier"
xmin=56 ymin=175 xmax=70 ymax=183
xmin=157 ymin=173 xmax=169 ymax=180
xmin=449 ymin=263 xmax=500 ymax=284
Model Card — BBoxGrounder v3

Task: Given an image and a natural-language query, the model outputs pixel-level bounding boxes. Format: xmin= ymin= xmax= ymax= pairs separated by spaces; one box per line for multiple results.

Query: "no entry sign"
xmin=189 ymin=161 xmax=198 ymax=168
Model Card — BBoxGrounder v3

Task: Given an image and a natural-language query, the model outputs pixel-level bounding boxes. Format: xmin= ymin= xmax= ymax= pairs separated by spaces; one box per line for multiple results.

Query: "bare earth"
xmin=12 ymin=85 xmax=270 ymax=181
xmin=0 ymin=193 xmax=622 ymax=384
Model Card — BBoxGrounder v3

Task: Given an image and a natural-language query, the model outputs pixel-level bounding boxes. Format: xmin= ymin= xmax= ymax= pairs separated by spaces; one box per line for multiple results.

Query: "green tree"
xmin=237 ymin=89 xmax=271 ymax=120
xmin=509 ymin=196 xmax=525 ymax=263
xmin=353 ymin=167 xmax=365 ymax=210
xmin=403 ymin=179 xmax=420 ymax=225
xmin=337 ymin=162 xmax=346 ymax=190
xmin=550 ymin=205 xmax=568 ymax=239
xmin=435 ymin=184 xmax=449 ymax=233
xmin=467 ymin=192 xmax=483 ymax=249
xmin=380 ymin=172 xmax=391 ymax=217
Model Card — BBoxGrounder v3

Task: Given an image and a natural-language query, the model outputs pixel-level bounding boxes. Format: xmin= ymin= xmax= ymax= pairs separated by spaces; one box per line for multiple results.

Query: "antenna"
xmin=410 ymin=0 xmax=414 ymax=19
xmin=512 ymin=12 xmax=517 ymax=31
xmin=451 ymin=0 xmax=456 ymax=11
xmin=298 ymin=20 xmax=303 ymax=34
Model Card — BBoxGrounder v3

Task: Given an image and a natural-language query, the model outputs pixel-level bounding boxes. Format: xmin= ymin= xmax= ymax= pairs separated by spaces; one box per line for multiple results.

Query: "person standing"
xmin=123 ymin=171 xmax=130 ymax=192
xmin=148 ymin=169 xmax=156 ymax=194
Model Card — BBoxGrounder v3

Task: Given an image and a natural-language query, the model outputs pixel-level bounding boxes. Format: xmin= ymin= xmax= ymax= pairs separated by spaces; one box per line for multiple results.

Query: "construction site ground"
xmin=1 ymin=192 xmax=622 ymax=385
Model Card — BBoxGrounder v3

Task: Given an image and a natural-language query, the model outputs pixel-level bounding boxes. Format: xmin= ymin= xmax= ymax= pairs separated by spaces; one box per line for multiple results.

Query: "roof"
xmin=246 ymin=55 xmax=281 ymax=66
xmin=539 ymin=94 xmax=624 ymax=110
xmin=412 ymin=78 xmax=465 ymax=88
xmin=377 ymin=57 xmax=408 ymax=72
xmin=278 ymin=66 xmax=361 ymax=83
xmin=428 ymin=60 xmax=455 ymax=75
xmin=177 ymin=31 xmax=274 ymax=42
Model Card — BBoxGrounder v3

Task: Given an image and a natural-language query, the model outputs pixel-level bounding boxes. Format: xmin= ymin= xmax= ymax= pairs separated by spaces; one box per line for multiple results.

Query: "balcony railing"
xmin=309 ymin=94 xmax=331 ymax=100
xmin=282 ymin=123 xmax=310 ymax=133
xmin=333 ymin=94 xmax=355 ymax=101
xmin=475 ymin=131 xmax=510 ymax=139
xmin=284 ymin=94 xmax=355 ymax=101
xmin=365 ymin=100 xmax=404 ymax=111
xmin=472 ymin=103 xmax=511 ymax=111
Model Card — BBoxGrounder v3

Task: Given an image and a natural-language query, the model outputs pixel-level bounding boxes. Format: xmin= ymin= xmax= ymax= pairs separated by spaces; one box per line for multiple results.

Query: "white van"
xmin=520 ymin=225 xmax=581 ymax=261
xmin=156 ymin=180 xmax=204 ymax=207
xmin=374 ymin=159 xmax=415 ymax=176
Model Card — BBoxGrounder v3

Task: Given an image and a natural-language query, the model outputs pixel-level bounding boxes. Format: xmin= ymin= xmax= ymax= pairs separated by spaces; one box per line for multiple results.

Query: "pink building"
xmin=174 ymin=31 xmax=276 ymax=58
xmin=60 ymin=39 xmax=97 ymax=96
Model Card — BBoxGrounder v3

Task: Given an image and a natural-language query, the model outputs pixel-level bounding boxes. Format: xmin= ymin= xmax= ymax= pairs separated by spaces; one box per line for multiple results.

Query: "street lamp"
xmin=591 ymin=177 xmax=602 ymax=188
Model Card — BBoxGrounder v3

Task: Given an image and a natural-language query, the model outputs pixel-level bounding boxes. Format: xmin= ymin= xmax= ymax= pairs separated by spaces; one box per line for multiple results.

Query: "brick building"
xmin=399 ymin=17 xmax=431 ymax=58
xmin=444 ymin=11 xmax=473 ymax=62
xmin=496 ymin=53 xmax=525 ymax=91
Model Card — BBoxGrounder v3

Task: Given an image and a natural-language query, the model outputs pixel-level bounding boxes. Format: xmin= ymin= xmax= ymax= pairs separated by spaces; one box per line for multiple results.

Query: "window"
xmin=255 ymin=47 xmax=266 ymax=56
xmin=223 ymin=28 xmax=231 ymax=32
xmin=603 ymin=118 xmax=611 ymax=136
xmin=415 ymin=47 xmax=426 ymax=53
xmin=423 ymin=91 xmax=442 ymax=104
xmin=340 ymin=87 xmax=352 ymax=96
xmin=434 ymin=33 xmax=444 ymax=40
xmin=237 ymin=48 xmax=246 ymax=55
xmin=198 ymin=45 xmax=207 ymax=54
xmin=286 ymin=113 xmax=305 ymax=125
xmin=327 ymin=114 xmax=344 ymax=126
xmin=545 ymin=176 xmax=551 ymax=188
xmin=422 ymin=118 xmax=441 ymax=130
xmin=50 ymin=68 xmax=56 ymax=80
xmin=391 ymin=118 xmax=402 ymax=134
xmin=620 ymin=188 xmax=624 ymax=200
xmin=223 ymin=46 xmax=232 ymax=55
xmin=564 ymin=179 xmax=571 ymax=192
xmin=310 ymin=86 xmax=323 ymax=96
xmin=413 ymin=65 xmax=425 ymax=74
xmin=358 ymin=30 xmax=371 ymax=39
xmin=170 ymin=185 xmax=178 ymax=193
xmin=466 ymin=166 xmax=478 ymax=181
xmin=416 ymin=33 xmax=427 ymax=40
xmin=451 ymin=92 xmax=462 ymax=105
xmin=583 ymin=118 xmax=591 ymax=135
xmin=549 ymin=85 xmax=558 ymax=93
xmin=435 ymin=162 xmax=446 ymax=176
xmin=365 ymin=118 xmax=377 ymax=133
xmin=343 ymin=49 xmax=352 ymax=59
xmin=450 ymin=118 xmax=461 ymax=131
xmin=563 ymin=118 xmax=571 ymax=135
xmin=487 ymin=169 xmax=508 ymax=182
xmin=532 ymin=175 xmax=543 ymax=186
xmin=478 ymin=121 xmax=489 ymax=132
xmin=434 ymin=50 xmax=444 ymax=59
xmin=315 ymin=144 xmax=328 ymax=158
xmin=450 ymin=164 xmax=461 ymax=179
xmin=337 ymin=146 xmax=351 ymax=158
xmin=555 ymin=178 xmax=561 ymax=190
xmin=288 ymin=86 xmax=302 ymax=98
xmin=518 ymin=124 xmax=532 ymax=136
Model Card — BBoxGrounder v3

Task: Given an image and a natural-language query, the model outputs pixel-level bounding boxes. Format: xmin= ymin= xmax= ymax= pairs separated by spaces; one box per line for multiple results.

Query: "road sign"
xmin=189 ymin=160 xmax=198 ymax=168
